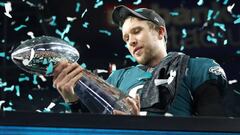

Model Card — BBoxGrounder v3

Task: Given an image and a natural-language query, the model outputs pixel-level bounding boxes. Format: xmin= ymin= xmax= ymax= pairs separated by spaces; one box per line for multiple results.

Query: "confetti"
xmin=224 ymin=39 xmax=228 ymax=45
xmin=213 ymin=22 xmax=226 ymax=31
xmin=223 ymin=0 xmax=229 ymax=5
xmin=99 ymin=29 xmax=112 ymax=36
xmin=207 ymin=9 xmax=214 ymax=21
xmin=207 ymin=35 xmax=217 ymax=44
xmin=133 ymin=0 xmax=142 ymax=5
xmin=27 ymin=31 xmax=35 ymax=38
xmin=28 ymin=94 xmax=33 ymax=100
xmin=170 ymin=12 xmax=179 ymax=16
xmin=55 ymin=24 xmax=71 ymax=39
xmin=75 ymin=2 xmax=81 ymax=12
xmin=197 ymin=0 xmax=204 ymax=6
xmin=25 ymin=16 xmax=29 ymax=22
xmin=67 ymin=17 xmax=77 ymax=22
xmin=33 ymin=74 xmax=38 ymax=85
xmin=0 ymin=81 xmax=7 ymax=87
xmin=234 ymin=17 xmax=240 ymax=24
xmin=125 ymin=55 xmax=136 ymax=62
xmin=64 ymin=36 xmax=75 ymax=46
xmin=227 ymin=3 xmax=235 ymax=14
xmin=18 ymin=76 xmax=30 ymax=82
xmin=182 ymin=28 xmax=187 ymax=38
xmin=49 ymin=16 xmax=57 ymax=26
xmin=81 ymin=9 xmax=88 ymax=18
xmin=4 ymin=85 xmax=14 ymax=92
xmin=80 ymin=63 xmax=87 ymax=69
xmin=4 ymin=2 xmax=12 ymax=18
xmin=14 ymin=25 xmax=27 ymax=31
xmin=46 ymin=62 xmax=53 ymax=75
xmin=0 ymin=101 xmax=5 ymax=109
xmin=82 ymin=22 xmax=89 ymax=28
xmin=94 ymin=0 xmax=103 ymax=8
xmin=229 ymin=79 xmax=237 ymax=84
xmin=3 ymin=107 xmax=15 ymax=111
xmin=15 ymin=85 xmax=20 ymax=96
xmin=0 ymin=52 xmax=5 ymax=57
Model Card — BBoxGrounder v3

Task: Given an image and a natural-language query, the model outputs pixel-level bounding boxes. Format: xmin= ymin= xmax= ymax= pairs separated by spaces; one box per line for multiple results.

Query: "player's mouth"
xmin=133 ymin=46 xmax=143 ymax=55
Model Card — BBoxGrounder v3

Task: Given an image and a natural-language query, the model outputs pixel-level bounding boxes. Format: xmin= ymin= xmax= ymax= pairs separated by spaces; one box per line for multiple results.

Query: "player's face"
xmin=122 ymin=17 xmax=166 ymax=66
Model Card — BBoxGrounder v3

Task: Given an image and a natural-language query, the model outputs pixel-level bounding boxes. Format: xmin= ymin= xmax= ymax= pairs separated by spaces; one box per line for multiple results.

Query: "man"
xmin=53 ymin=5 xmax=228 ymax=116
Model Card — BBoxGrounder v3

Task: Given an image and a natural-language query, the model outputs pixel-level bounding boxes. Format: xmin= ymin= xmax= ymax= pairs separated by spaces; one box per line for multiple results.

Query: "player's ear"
xmin=157 ymin=26 xmax=166 ymax=40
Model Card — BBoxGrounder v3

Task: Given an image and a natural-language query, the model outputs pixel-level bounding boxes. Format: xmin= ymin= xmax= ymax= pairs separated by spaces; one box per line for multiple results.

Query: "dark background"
xmin=0 ymin=0 xmax=239 ymax=114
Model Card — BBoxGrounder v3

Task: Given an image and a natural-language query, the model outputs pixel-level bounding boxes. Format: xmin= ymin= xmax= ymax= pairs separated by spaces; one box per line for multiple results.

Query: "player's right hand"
xmin=53 ymin=61 xmax=83 ymax=103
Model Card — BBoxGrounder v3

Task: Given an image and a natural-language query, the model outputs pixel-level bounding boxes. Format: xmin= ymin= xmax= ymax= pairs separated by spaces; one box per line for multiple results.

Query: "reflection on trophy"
xmin=11 ymin=36 xmax=133 ymax=114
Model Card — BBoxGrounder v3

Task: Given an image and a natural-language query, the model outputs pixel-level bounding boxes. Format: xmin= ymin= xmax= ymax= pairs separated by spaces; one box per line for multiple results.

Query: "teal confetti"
xmin=236 ymin=50 xmax=240 ymax=55
xmin=33 ymin=74 xmax=38 ymax=85
xmin=133 ymin=0 xmax=142 ymax=5
xmin=6 ymin=56 xmax=10 ymax=60
xmin=28 ymin=94 xmax=33 ymax=100
xmin=18 ymin=76 xmax=30 ymax=82
xmin=99 ymin=29 xmax=112 ymax=36
xmin=182 ymin=28 xmax=187 ymax=38
xmin=82 ymin=22 xmax=89 ymax=28
xmin=223 ymin=0 xmax=229 ymax=5
xmin=214 ymin=22 xmax=226 ymax=31
xmin=207 ymin=9 xmax=214 ymax=21
xmin=224 ymin=39 xmax=228 ymax=45
xmin=15 ymin=85 xmax=20 ymax=96
xmin=94 ymin=0 xmax=103 ymax=8
xmin=14 ymin=25 xmax=27 ymax=31
xmin=0 ymin=81 xmax=7 ymax=87
xmin=55 ymin=24 xmax=71 ymax=39
xmin=4 ymin=85 xmax=14 ymax=92
xmin=25 ymin=16 xmax=29 ymax=22
xmin=1 ymin=39 xmax=5 ymax=43
xmin=9 ymin=101 xmax=13 ymax=106
xmin=217 ymin=32 xmax=223 ymax=38
xmin=64 ymin=36 xmax=75 ymax=46
xmin=125 ymin=55 xmax=136 ymax=62
xmin=46 ymin=62 xmax=53 ymax=75
xmin=197 ymin=0 xmax=204 ymax=6
xmin=3 ymin=107 xmax=15 ymax=111
xmin=170 ymin=12 xmax=179 ymax=16
xmin=49 ymin=16 xmax=57 ymax=26
xmin=207 ymin=35 xmax=217 ymax=44
xmin=43 ymin=58 xmax=48 ymax=65
xmin=234 ymin=17 xmax=240 ymax=24
xmin=75 ymin=2 xmax=80 ymax=12
xmin=0 ymin=52 xmax=5 ymax=57
xmin=0 ymin=2 xmax=5 ymax=7
xmin=80 ymin=63 xmax=87 ymax=69
xmin=213 ymin=11 xmax=220 ymax=19
xmin=81 ymin=9 xmax=87 ymax=18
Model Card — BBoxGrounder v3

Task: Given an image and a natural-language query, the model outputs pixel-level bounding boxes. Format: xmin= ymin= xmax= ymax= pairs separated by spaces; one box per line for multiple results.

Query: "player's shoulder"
xmin=188 ymin=57 xmax=226 ymax=81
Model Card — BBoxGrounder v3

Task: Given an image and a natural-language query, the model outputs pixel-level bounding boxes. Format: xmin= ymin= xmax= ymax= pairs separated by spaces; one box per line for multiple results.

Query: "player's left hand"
xmin=113 ymin=95 xmax=140 ymax=115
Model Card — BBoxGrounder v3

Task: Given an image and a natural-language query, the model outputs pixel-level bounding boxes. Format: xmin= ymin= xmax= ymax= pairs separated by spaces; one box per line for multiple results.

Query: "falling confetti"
xmin=4 ymin=2 xmax=12 ymax=18
xmin=133 ymin=0 xmax=142 ymax=5
xmin=99 ymin=29 xmax=112 ymax=36
xmin=125 ymin=55 xmax=136 ymax=62
xmin=94 ymin=0 xmax=103 ymax=8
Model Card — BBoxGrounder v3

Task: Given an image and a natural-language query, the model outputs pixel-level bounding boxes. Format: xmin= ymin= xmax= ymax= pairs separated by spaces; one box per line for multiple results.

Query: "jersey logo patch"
xmin=209 ymin=66 xmax=226 ymax=80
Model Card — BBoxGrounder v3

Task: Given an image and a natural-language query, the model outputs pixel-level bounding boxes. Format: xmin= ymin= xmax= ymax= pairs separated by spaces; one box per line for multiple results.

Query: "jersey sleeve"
xmin=188 ymin=58 xmax=227 ymax=93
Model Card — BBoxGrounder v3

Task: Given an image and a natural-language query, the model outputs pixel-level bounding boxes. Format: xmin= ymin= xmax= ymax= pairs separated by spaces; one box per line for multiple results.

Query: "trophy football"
xmin=11 ymin=36 xmax=133 ymax=114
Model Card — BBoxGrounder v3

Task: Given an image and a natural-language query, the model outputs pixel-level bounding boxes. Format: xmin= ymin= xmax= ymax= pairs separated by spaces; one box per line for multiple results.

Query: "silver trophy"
xmin=11 ymin=36 xmax=133 ymax=114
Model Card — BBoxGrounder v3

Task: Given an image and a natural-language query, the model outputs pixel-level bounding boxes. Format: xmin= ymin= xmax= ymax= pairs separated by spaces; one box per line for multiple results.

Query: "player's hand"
xmin=113 ymin=95 xmax=140 ymax=115
xmin=53 ymin=61 xmax=83 ymax=103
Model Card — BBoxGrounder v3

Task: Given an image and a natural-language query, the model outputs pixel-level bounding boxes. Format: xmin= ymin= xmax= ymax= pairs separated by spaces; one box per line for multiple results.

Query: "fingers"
xmin=113 ymin=110 xmax=129 ymax=115
xmin=126 ymin=97 xmax=140 ymax=115
xmin=53 ymin=61 xmax=68 ymax=81
xmin=52 ymin=61 xmax=83 ymax=102
xmin=53 ymin=62 xmax=83 ymax=89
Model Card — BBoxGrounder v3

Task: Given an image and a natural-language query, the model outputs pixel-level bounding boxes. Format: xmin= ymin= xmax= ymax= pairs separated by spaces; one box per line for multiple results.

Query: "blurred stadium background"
xmin=0 ymin=0 xmax=239 ymax=113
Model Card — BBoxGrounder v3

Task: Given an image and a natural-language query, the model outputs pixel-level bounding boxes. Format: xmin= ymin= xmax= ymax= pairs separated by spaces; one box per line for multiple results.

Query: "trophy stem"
xmin=73 ymin=70 xmax=133 ymax=114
